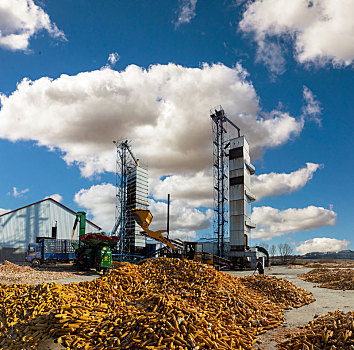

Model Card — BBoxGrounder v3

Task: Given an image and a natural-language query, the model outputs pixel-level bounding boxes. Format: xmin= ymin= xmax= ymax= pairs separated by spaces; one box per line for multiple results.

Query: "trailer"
xmin=25 ymin=238 xmax=78 ymax=267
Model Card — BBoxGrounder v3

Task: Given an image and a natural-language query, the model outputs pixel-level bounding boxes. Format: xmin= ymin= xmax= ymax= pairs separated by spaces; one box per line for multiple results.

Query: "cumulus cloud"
xmin=0 ymin=0 xmax=66 ymax=51
xmin=295 ymin=237 xmax=350 ymax=255
xmin=149 ymin=198 xmax=213 ymax=232
xmin=302 ymin=86 xmax=322 ymax=125
xmin=0 ymin=63 xmax=304 ymax=179
xmin=252 ymin=163 xmax=322 ymax=200
xmin=255 ymin=40 xmax=286 ymax=75
xmin=151 ymin=162 xmax=321 ymax=208
xmin=45 ymin=194 xmax=63 ymax=202
xmin=107 ymin=52 xmax=120 ymax=66
xmin=73 ymin=183 xmax=212 ymax=239
xmin=150 ymin=171 xmax=213 ymax=207
xmin=9 ymin=187 xmax=29 ymax=198
xmin=239 ymin=0 xmax=354 ymax=68
xmin=168 ymin=230 xmax=197 ymax=241
xmin=252 ymin=205 xmax=337 ymax=240
xmin=74 ymin=183 xmax=116 ymax=232
xmin=175 ymin=0 xmax=198 ymax=27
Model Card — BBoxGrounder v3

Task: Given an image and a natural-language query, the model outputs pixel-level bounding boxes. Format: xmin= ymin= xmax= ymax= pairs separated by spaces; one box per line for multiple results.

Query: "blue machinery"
xmin=210 ymin=106 xmax=240 ymax=258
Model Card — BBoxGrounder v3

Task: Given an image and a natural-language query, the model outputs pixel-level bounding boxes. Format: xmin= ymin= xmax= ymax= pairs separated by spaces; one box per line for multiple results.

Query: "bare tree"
xmin=283 ymin=243 xmax=294 ymax=257
xmin=269 ymin=244 xmax=277 ymax=265
xmin=278 ymin=243 xmax=294 ymax=264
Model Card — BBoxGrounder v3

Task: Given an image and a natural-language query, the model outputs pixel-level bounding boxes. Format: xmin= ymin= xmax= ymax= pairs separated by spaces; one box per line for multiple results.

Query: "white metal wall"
xmin=0 ymin=199 xmax=99 ymax=249
xmin=228 ymin=136 xmax=256 ymax=248
xmin=127 ymin=166 xmax=148 ymax=248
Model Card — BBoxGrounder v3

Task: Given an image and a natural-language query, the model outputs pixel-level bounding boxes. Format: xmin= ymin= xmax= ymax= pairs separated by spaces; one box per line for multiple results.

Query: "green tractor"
xmin=72 ymin=212 xmax=119 ymax=273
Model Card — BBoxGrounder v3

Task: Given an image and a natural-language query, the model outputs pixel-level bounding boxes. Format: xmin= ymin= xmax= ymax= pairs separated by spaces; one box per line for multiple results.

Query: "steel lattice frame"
xmin=210 ymin=106 xmax=240 ymax=258
xmin=112 ymin=140 xmax=135 ymax=258
xmin=210 ymin=108 xmax=229 ymax=257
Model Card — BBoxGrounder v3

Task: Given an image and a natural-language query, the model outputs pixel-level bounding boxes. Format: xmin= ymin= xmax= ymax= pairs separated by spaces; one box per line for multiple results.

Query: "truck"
xmin=25 ymin=211 xmax=119 ymax=272
xmin=25 ymin=238 xmax=78 ymax=267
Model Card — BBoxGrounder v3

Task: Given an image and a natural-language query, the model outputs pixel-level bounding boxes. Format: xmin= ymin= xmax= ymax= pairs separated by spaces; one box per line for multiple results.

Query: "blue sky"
xmin=0 ymin=0 xmax=353 ymax=254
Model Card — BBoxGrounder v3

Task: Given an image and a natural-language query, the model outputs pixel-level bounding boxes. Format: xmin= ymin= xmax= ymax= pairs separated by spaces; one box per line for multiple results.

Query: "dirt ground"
xmin=227 ymin=266 xmax=354 ymax=349
xmin=0 ymin=262 xmax=100 ymax=285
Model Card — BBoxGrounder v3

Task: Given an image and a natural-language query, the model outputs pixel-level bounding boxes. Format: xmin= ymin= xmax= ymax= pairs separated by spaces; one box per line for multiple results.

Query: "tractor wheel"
xmin=31 ymin=259 xmax=41 ymax=268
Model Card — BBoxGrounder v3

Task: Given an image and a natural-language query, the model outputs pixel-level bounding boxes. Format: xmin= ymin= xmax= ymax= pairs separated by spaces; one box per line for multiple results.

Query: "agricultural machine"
xmin=72 ymin=211 xmax=119 ymax=273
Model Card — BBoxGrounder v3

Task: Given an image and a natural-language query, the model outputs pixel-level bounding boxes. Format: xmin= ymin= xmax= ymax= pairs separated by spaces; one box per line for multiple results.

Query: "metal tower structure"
xmin=210 ymin=106 xmax=240 ymax=257
xmin=111 ymin=140 xmax=138 ymax=258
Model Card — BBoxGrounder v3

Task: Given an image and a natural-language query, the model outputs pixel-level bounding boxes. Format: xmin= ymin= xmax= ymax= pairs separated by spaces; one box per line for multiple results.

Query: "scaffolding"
xmin=210 ymin=106 xmax=240 ymax=258
xmin=111 ymin=140 xmax=139 ymax=258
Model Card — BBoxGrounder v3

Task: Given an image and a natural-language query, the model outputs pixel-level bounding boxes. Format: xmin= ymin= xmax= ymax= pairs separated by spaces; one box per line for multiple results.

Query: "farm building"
xmin=0 ymin=198 xmax=101 ymax=262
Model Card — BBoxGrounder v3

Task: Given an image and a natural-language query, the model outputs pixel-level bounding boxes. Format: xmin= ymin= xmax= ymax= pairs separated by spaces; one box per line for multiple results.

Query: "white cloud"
xmin=295 ymin=237 xmax=350 ymax=255
xmin=0 ymin=63 xmax=304 ymax=179
xmin=175 ymin=0 xmax=198 ymax=27
xmin=74 ymin=183 xmax=116 ymax=232
xmin=255 ymin=40 xmax=286 ymax=75
xmin=168 ymin=230 xmax=197 ymax=241
xmin=151 ymin=162 xmax=321 ymax=208
xmin=149 ymin=198 xmax=213 ymax=233
xmin=302 ymin=86 xmax=322 ymax=125
xmin=107 ymin=52 xmax=120 ymax=66
xmin=150 ymin=171 xmax=213 ymax=208
xmin=10 ymin=186 xmax=29 ymax=198
xmin=239 ymin=0 xmax=354 ymax=68
xmin=252 ymin=163 xmax=322 ymax=200
xmin=0 ymin=0 xmax=66 ymax=51
xmin=73 ymin=183 xmax=211 ymax=239
xmin=252 ymin=205 xmax=337 ymax=240
xmin=44 ymin=194 xmax=63 ymax=202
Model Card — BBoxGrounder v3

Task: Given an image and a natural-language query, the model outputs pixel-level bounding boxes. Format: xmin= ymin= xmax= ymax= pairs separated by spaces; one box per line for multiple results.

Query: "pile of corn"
xmin=304 ymin=262 xmax=354 ymax=268
xmin=0 ymin=260 xmax=33 ymax=273
xmin=240 ymin=275 xmax=315 ymax=309
xmin=0 ymin=258 xmax=313 ymax=349
xmin=298 ymin=268 xmax=354 ymax=290
xmin=277 ymin=310 xmax=354 ymax=349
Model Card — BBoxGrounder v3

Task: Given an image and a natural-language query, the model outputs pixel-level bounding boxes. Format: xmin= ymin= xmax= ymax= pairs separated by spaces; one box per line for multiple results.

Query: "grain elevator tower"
xmin=228 ymin=135 xmax=256 ymax=265
xmin=210 ymin=106 xmax=263 ymax=268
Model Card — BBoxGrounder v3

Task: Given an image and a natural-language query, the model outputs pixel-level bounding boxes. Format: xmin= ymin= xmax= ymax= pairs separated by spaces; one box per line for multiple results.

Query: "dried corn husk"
xmin=304 ymin=262 xmax=354 ymax=268
xmin=0 ymin=258 xmax=314 ymax=349
xmin=298 ymin=268 xmax=354 ymax=290
xmin=277 ymin=310 xmax=354 ymax=349
xmin=240 ymin=275 xmax=315 ymax=309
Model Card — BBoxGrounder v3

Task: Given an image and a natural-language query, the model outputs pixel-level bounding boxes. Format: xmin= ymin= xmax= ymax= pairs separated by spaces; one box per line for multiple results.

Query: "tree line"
xmin=258 ymin=242 xmax=294 ymax=264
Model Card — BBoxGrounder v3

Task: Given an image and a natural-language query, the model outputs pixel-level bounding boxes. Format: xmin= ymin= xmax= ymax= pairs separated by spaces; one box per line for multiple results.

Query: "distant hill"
xmin=303 ymin=250 xmax=354 ymax=259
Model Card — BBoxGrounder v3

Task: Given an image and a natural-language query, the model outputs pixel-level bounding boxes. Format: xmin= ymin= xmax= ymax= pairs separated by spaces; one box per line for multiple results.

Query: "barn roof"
xmin=0 ymin=198 xmax=102 ymax=230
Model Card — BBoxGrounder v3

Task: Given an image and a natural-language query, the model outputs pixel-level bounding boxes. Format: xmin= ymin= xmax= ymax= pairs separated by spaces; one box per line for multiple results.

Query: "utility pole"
xmin=167 ymin=194 xmax=170 ymax=239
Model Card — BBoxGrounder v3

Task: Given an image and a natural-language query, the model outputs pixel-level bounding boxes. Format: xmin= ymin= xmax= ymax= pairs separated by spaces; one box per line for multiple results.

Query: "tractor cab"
xmin=183 ymin=242 xmax=213 ymax=265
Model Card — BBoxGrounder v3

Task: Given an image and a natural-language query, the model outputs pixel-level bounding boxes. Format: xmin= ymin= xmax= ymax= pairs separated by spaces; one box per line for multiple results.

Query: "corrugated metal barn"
xmin=0 ymin=198 xmax=101 ymax=262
